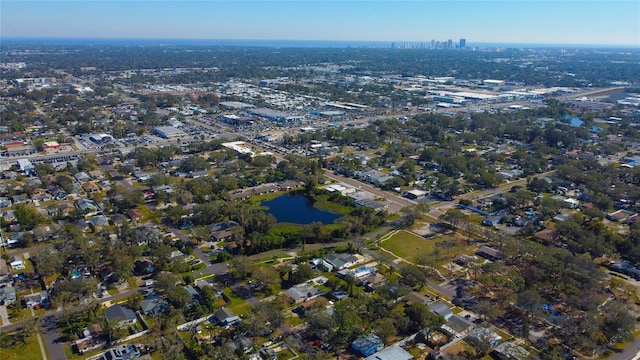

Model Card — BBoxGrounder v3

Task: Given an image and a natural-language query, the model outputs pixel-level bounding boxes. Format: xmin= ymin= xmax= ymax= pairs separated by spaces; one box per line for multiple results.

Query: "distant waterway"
xmin=261 ymin=193 xmax=342 ymax=224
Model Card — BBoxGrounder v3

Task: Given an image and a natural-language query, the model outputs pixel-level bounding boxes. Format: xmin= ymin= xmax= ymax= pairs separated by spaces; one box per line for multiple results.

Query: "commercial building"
xmin=459 ymin=38 xmax=466 ymax=48
xmin=247 ymin=108 xmax=304 ymax=123
xmin=44 ymin=141 xmax=61 ymax=149
xmin=151 ymin=126 xmax=185 ymax=139
xmin=89 ymin=133 xmax=113 ymax=144
xmin=220 ymin=114 xmax=253 ymax=126
xmin=17 ymin=158 xmax=35 ymax=173
xmin=219 ymin=101 xmax=255 ymax=110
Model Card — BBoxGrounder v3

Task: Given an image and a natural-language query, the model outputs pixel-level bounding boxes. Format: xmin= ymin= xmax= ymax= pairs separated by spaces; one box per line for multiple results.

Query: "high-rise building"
xmin=447 ymin=39 xmax=453 ymax=49
xmin=459 ymin=38 xmax=466 ymax=48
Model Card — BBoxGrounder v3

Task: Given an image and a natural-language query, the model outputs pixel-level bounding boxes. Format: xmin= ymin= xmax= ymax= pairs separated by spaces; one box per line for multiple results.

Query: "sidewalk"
xmin=0 ymin=304 xmax=10 ymax=326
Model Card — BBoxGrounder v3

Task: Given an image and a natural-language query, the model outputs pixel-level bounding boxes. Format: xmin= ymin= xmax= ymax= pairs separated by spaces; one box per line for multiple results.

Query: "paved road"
xmin=41 ymin=314 xmax=66 ymax=360
xmin=610 ymin=335 xmax=640 ymax=360
xmin=322 ymin=170 xmax=416 ymax=214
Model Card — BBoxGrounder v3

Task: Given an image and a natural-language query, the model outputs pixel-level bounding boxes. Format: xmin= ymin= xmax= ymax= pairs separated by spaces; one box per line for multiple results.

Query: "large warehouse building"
xmin=247 ymin=108 xmax=303 ymax=123
xmin=152 ymin=126 xmax=185 ymax=139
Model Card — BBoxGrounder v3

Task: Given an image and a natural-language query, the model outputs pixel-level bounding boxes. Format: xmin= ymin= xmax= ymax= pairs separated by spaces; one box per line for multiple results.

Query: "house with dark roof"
xmin=105 ymin=304 xmax=137 ymax=327
xmin=482 ymin=215 xmax=502 ymax=227
xmin=352 ymin=334 xmax=384 ymax=357
xmin=442 ymin=314 xmax=475 ymax=337
xmin=23 ymin=291 xmax=48 ymax=308
xmin=70 ymin=219 xmax=91 ymax=232
xmin=476 ymin=246 xmax=502 ymax=261
xmin=0 ymin=285 xmax=17 ymax=305
xmin=534 ymin=229 xmax=558 ymax=244
xmin=206 ymin=220 xmax=239 ymax=232
xmin=99 ymin=265 xmax=115 ymax=282
xmin=74 ymin=324 xmax=106 ymax=354
xmin=184 ymin=285 xmax=201 ymax=305
xmin=74 ymin=172 xmax=91 ymax=183
xmin=109 ymin=214 xmax=129 ymax=226
xmin=286 ymin=282 xmax=324 ymax=303
xmin=140 ymin=297 xmax=169 ymax=316
xmin=607 ymin=209 xmax=637 ymax=222
xmin=324 ymin=253 xmax=360 ymax=270
xmin=82 ymin=181 xmax=101 ymax=193
xmin=88 ymin=215 xmax=109 ymax=228
xmin=210 ymin=229 xmax=234 ymax=242
xmin=213 ymin=307 xmax=240 ymax=326
xmin=134 ymin=225 xmax=162 ymax=245
xmin=127 ymin=208 xmax=143 ymax=221
xmin=77 ymin=199 xmax=100 ymax=217
xmin=429 ymin=301 xmax=453 ymax=319
xmin=33 ymin=224 xmax=60 ymax=243
xmin=133 ymin=259 xmax=154 ymax=276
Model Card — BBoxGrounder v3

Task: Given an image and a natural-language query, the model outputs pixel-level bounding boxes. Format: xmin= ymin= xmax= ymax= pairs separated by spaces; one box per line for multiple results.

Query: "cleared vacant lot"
xmin=380 ymin=230 xmax=476 ymax=269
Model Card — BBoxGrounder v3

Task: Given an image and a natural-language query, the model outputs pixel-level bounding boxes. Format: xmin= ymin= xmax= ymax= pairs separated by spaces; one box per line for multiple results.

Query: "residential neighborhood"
xmin=0 ymin=41 xmax=639 ymax=360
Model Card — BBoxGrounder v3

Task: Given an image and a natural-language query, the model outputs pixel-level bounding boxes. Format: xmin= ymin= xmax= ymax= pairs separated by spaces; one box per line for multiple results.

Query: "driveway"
xmin=0 ymin=304 xmax=10 ymax=326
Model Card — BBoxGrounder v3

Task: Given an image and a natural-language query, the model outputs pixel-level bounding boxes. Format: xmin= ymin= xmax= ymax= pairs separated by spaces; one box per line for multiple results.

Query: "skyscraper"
xmin=459 ymin=38 xmax=466 ymax=48
xmin=447 ymin=39 xmax=453 ymax=49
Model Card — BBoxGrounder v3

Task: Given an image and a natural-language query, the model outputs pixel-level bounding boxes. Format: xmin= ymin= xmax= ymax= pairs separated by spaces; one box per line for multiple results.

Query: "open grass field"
xmin=380 ymin=230 xmax=477 ymax=269
xmin=1 ymin=334 xmax=44 ymax=360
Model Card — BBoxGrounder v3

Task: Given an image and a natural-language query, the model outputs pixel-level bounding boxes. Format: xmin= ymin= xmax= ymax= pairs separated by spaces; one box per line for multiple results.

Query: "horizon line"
xmin=1 ymin=37 xmax=638 ymax=49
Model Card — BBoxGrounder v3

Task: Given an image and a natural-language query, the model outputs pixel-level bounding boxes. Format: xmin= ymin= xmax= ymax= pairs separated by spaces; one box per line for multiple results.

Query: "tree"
xmin=167 ymin=286 xmax=191 ymax=309
xmin=289 ymin=263 xmax=314 ymax=285
xmin=31 ymin=248 xmax=61 ymax=278
xmin=440 ymin=208 xmax=466 ymax=230
xmin=190 ymin=226 xmax=211 ymax=243
xmin=253 ymin=301 xmax=285 ymax=328
xmin=517 ymin=289 xmax=543 ymax=316
xmin=251 ymin=266 xmax=281 ymax=294
xmin=33 ymin=138 xmax=45 ymax=152
xmin=373 ymin=318 xmax=396 ymax=344
xmin=155 ymin=272 xmax=182 ymax=294
xmin=405 ymin=303 xmax=445 ymax=334
xmin=601 ymin=301 xmax=635 ymax=342
xmin=400 ymin=203 xmax=430 ymax=228
xmin=228 ymin=255 xmax=255 ymax=280
xmin=13 ymin=204 xmax=44 ymax=230
xmin=102 ymin=318 xmax=128 ymax=343
xmin=111 ymin=253 xmax=134 ymax=281
xmin=400 ymin=264 xmax=427 ymax=290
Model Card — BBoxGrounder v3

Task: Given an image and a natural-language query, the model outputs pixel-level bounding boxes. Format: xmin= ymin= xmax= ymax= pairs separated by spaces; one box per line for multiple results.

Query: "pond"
xmin=261 ymin=193 xmax=342 ymax=224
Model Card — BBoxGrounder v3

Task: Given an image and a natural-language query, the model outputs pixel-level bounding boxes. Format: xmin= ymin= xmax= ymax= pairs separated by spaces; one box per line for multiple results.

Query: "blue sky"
xmin=2 ymin=1 xmax=639 ymax=45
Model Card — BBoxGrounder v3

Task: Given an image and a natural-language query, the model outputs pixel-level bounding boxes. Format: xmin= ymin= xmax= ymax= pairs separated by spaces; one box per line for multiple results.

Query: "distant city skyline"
xmin=2 ymin=1 xmax=639 ymax=46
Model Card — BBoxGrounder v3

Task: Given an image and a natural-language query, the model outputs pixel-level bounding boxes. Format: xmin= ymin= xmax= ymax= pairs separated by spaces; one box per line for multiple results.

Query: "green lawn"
xmin=381 ymin=230 xmax=476 ymax=269
xmin=441 ymin=339 xmax=475 ymax=357
xmin=285 ymin=315 xmax=304 ymax=328
xmin=221 ymin=288 xmax=252 ymax=315
xmin=380 ymin=230 xmax=431 ymax=262
xmin=1 ymin=334 xmax=44 ymax=360
xmin=277 ymin=348 xmax=296 ymax=360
